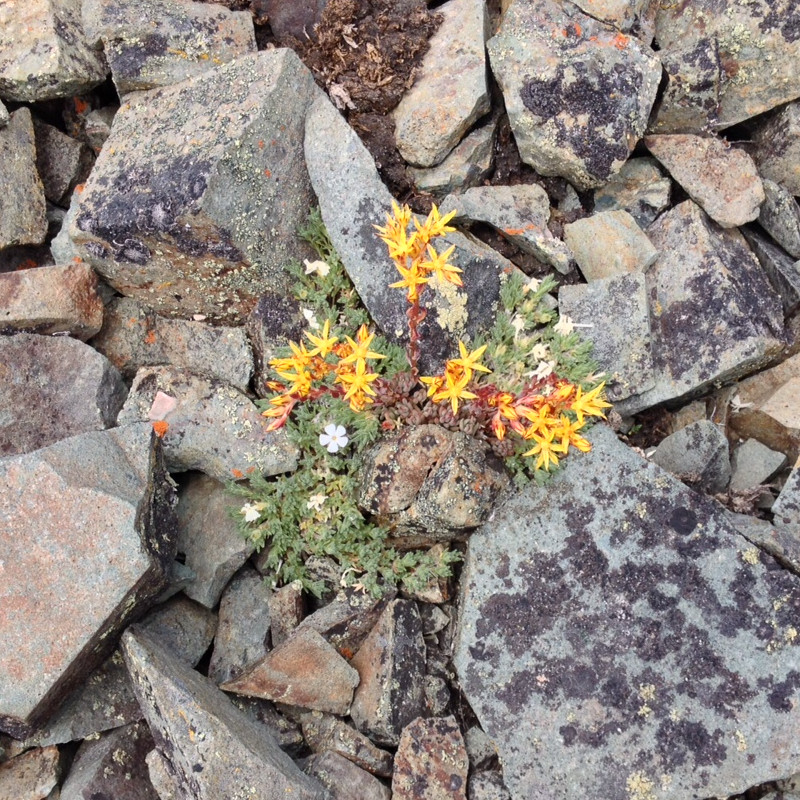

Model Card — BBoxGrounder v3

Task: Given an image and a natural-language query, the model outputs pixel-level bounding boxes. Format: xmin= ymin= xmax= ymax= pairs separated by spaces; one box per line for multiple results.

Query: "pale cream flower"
xmin=304 ymin=258 xmax=330 ymax=277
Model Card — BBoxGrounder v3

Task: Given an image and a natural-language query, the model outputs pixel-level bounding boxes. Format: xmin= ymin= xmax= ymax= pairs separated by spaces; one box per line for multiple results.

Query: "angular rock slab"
xmin=304 ymin=750 xmax=390 ymax=800
xmin=741 ymin=227 xmax=800 ymax=318
xmin=487 ymin=0 xmax=661 ymax=189
xmin=121 ymin=627 xmax=327 ymax=800
xmin=454 ymin=425 xmax=800 ymax=800
xmin=0 ymin=745 xmax=60 ymax=799
xmin=751 ymin=102 xmax=800 ymax=197
xmin=0 ymin=0 xmax=107 ymax=102
xmin=617 ymin=201 xmax=784 ymax=415
xmin=70 ymin=49 xmax=321 ymax=324
xmin=593 ymin=157 xmax=671 ymax=229
xmin=0 ymin=423 xmax=176 ymax=737
xmin=304 ymin=93 xmax=520 ymax=374
xmin=393 ymin=0 xmax=489 ymax=167
xmin=759 ymin=179 xmax=800 ymax=261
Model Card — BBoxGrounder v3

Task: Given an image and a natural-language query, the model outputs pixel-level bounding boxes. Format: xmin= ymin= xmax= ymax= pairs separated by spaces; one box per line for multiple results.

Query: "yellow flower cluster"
xmin=263 ymin=320 xmax=385 ymax=430
xmin=420 ymin=341 xmax=491 ymax=414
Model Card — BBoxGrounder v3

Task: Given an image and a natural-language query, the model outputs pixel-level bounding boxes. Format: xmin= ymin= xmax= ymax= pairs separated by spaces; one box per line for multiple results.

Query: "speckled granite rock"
xmin=83 ymin=0 xmax=256 ymax=94
xmin=68 ymin=50 xmax=321 ymax=324
xmin=488 ymin=0 xmax=661 ymax=189
xmin=0 ymin=423 xmax=176 ymax=737
xmin=454 ymin=425 xmax=800 ymax=800
xmin=0 ymin=0 xmax=107 ymax=102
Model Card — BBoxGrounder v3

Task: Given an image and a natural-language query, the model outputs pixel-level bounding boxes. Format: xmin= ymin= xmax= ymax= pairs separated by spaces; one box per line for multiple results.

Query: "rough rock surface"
xmin=0 ymin=745 xmax=60 ymax=800
xmin=0 ymin=333 xmax=127 ymax=457
xmin=730 ymin=439 xmax=787 ymax=492
xmin=0 ymin=0 xmax=107 ymax=101
xmin=32 ymin=118 xmax=93 ymax=206
xmin=121 ymin=626 xmax=327 ymax=799
xmin=68 ymin=50 xmax=322 ymax=323
xmin=454 ymin=425 xmax=800 ymax=800
xmin=84 ymin=0 xmax=256 ymax=94
xmin=593 ymin=157 xmax=671 ymax=228
xmin=304 ymin=751 xmax=390 ymax=800
xmin=358 ymin=424 xmax=511 ymax=546
xmin=90 ymin=296 xmax=254 ymax=390
xmin=0 ymin=262 xmax=103 ymax=340
xmin=117 ymin=365 xmax=297 ymax=481
xmin=394 ymin=0 xmax=489 ymax=167
xmin=751 ymin=102 xmax=800 ymax=196
xmin=488 ymin=0 xmax=661 ymax=189
xmin=774 ymin=464 xmax=800 ymax=528
xmin=0 ymin=424 xmax=176 ymax=736
xmin=759 ymin=179 xmax=800 ymax=260
xmin=741 ymin=227 xmax=800 ymax=317
xmin=617 ymin=201 xmax=784 ymax=415
xmin=644 ymin=135 xmax=764 ymax=228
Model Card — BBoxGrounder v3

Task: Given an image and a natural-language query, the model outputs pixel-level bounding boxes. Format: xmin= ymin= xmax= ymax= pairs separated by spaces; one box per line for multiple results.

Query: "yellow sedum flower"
xmin=571 ymin=382 xmax=612 ymax=424
xmin=304 ymin=319 xmax=338 ymax=358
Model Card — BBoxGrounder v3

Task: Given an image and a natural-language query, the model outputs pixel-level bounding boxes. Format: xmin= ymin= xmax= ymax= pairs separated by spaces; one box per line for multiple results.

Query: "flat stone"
xmin=59 ymin=722 xmax=158 ymax=800
xmin=774 ymin=465 xmax=800 ymax=528
xmin=741 ymin=227 xmax=800 ymax=317
xmin=83 ymin=0 xmax=256 ymax=94
xmin=392 ymin=716 xmax=468 ymax=800
xmin=488 ymin=0 xmax=661 ymax=189
xmin=0 ymin=423 xmax=176 ymax=737
xmin=304 ymin=93 xmax=519 ymax=375
xmin=616 ymin=201 xmax=784 ymax=415
xmin=121 ymin=627 xmax=327 ymax=800
xmin=751 ymin=101 xmax=800 ymax=195
xmin=358 ymin=425 xmax=511 ymax=547
xmin=730 ymin=439 xmax=788 ymax=492
xmin=593 ymin=157 xmax=671 ymax=229
xmin=209 ymin=566 xmax=271 ymax=685
xmin=759 ymin=179 xmax=800 ymax=260
xmin=724 ymin=511 xmax=800 ymax=577
xmin=0 ymin=263 xmax=104 ymax=340
xmin=350 ymin=599 xmax=426 ymax=747
xmin=221 ymin=627 xmax=359 ymax=715
xmin=408 ymin=120 xmax=496 ymax=197
xmin=651 ymin=419 xmax=731 ymax=492
xmin=563 ymin=210 xmax=658 ymax=281
xmin=117 ymin=365 xmax=297 ymax=482
xmin=301 ymin=712 xmax=394 ymax=778
xmin=0 ymin=746 xmax=60 ymax=800
xmin=0 ymin=0 xmax=107 ymax=102
xmin=0 ymin=333 xmax=127 ymax=457
xmin=440 ymin=185 xmax=572 ymax=273
xmin=267 ymin=580 xmax=305 ymax=647
xmin=644 ymin=134 xmax=764 ymax=228
xmin=139 ymin=594 xmax=218 ymax=665
xmin=558 ymin=273 xmax=655 ymax=402
xmin=394 ymin=0 xmax=489 ymax=167
xmin=90 ymin=296 xmax=253 ymax=391
xmin=454 ymin=425 xmax=800 ymax=800
xmin=144 ymin=749 xmax=175 ymax=800
xmin=304 ymin=751 xmax=390 ymax=800
xmin=69 ymin=50 xmax=321 ymax=324
xmin=32 ymin=119 xmax=93 ymax=206
xmin=0 ymin=109 xmax=47 ymax=248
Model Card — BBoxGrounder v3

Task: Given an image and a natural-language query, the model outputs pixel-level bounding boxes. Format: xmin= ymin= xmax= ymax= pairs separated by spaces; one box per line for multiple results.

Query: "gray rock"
xmin=441 ymin=185 xmax=572 ymax=274
xmin=83 ymin=0 xmax=256 ymax=95
xmin=724 ymin=511 xmax=800 ymax=577
xmin=454 ymin=425 xmax=800 ymax=800
xmin=741 ymin=227 xmax=800 ymax=317
xmin=267 ymin=581 xmax=305 ymax=647
xmin=303 ymin=751 xmax=390 ymax=800
xmin=751 ymin=101 xmax=800 ymax=196
xmin=650 ymin=419 xmax=731 ymax=492
xmin=654 ymin=0 xmax=800 ymax=128
xmin=175 ymin=473 xmax=255 ymax=609
xmin=0 ymin=100 xmax=8 ymax=128
xmin=91 ymin=296 xmax=253 ymax=391
xmin=468 ymin=771 xmax=512 ymax=800
xmin=0 ymin=109 xmax=47 ymax=248
xmin=464 ymin=726 xmax=497 ymax=770
xmin=616 ymin=201 xmax=784 ymax=415
xmin=228 ymin=696 xmax=305 ymax=755
xmin=0 ymin=263 xmax=104 ymax=340
xmin=209 ymin=566 xmax=271 ymax=685
xmin=644 ymin=134 xmax=764 ymax=228
xmin=139 ymin=595 xmax=218 ymax=667
xmin=408 ymin=120 xmax=496 ymax=196
xmin=59 ymin=722 xmax=158 ymax=800
xmin=304 ymin=94 xmax=519 ymax=374
xmin=69 ymin=50 xmax=321 ymax=324
xmin=563 ymin=210 xmax=658 ymax=281
xmin=264 ymin=0 xmax=328 ymax=39
xmin=730 ymin=439 xmax=788 ymax=492
xmin=144 ymin=749 xmax=176 ymax=800
xmin=648 ymin=37 xmax=721 ymax=134
xmin=487 ymin=0 xmax=661 ymax=189
xmin=0 ymin=746 xmax=60 ymax=800
xmin=82 ymin=106 xmax=117 ymax=154
xmin=49 ymin=194 xmax=82 ymax=264
xmin=0 ymin=424 xmax=176 ymax=737
xmin=593 ymin=157 xmax=671 ymax=229
xmin=759 ymin=179 xmax=800 ymax=260
xmin=558 ymin=273 xmax=654 ymax=402
xmin=0 ymin=333 xmax=127 ymax=457
xmin=221 ymin=627 xmax=360 ymax=716
xmin=774 ymin=466 xmax=800 ymax=528
xmin=0 ymin=0 xmax=107 ymax=102
xmin=394 ymin=0 xmax=490 ymax=167
xmin=358 ymin=425 xmax=511 ymax=547
xmin=117 ymin=365 xmax=297 ymax=482
xmin=350 ymin=600 xmax=426 ymax=747
xmin=32 ymin=119 xmax=93 ymax=206
xmin=121 ymin=627 xmax=327 ymax=800
xmin=567 ymin=0 xmax=656 ymax=32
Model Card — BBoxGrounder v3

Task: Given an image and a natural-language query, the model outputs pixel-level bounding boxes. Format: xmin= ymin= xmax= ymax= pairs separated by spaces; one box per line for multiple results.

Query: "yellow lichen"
xmin=626 ymin=771 xmax=656 ymax=800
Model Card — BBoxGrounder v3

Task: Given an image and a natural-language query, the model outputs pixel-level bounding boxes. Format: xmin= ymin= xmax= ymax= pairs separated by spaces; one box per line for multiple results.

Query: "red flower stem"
xmin=406 ymin=298 xmax=424 ymax=383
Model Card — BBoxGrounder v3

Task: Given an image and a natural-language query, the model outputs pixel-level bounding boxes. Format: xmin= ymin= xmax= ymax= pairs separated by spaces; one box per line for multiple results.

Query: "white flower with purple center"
xmin=319 ymin=423 xmax=349 ymax=453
